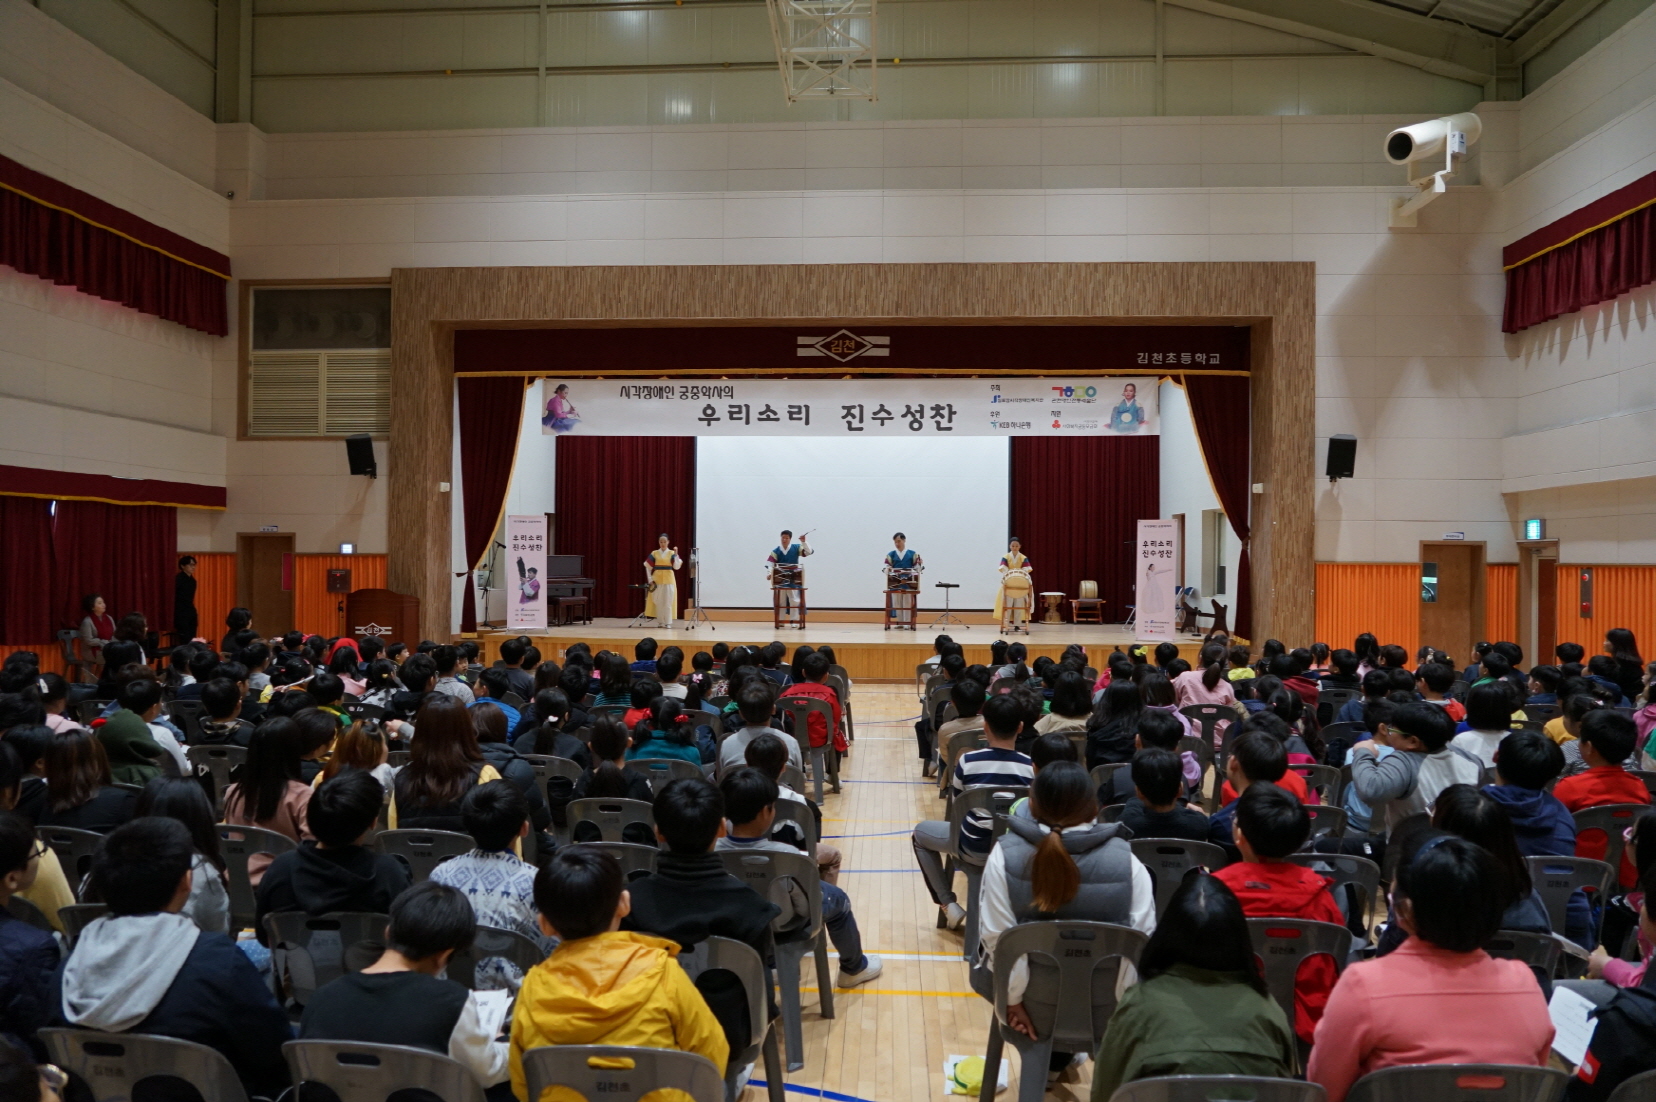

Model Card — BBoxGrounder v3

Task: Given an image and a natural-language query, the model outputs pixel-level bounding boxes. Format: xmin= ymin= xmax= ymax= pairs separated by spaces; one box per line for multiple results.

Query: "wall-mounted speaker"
xmin=1326 ymin=434 xmax=1357 ymax=482
xmin=345 ymin=433 xmax=377 ymax=478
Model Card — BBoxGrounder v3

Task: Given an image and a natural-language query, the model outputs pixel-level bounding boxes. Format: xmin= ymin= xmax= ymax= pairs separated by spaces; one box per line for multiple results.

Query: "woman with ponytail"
xmin=975 ymin=761 xmax=1155 ymax=1065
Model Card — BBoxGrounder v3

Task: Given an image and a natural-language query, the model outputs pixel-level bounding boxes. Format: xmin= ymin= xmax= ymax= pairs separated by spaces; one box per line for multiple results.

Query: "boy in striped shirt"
xmin=911 ymin=694 xmax=1034 ymax=929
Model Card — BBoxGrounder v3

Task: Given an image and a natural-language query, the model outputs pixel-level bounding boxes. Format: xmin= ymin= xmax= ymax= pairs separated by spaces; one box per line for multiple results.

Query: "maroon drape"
xmin=47 ymin=501 xmax=175 ymax=640
xmin=457 ymin=377 xmax=529 ymax=632
xmin=1010 ymin=436 xmax=1158 ymax=621
xmin=1183 ymin=374 xmax=1252 ymax=638
xmin=0 ymin=153 xmax=230 ymax=337
xmin=1504 ymin=204 xmax=1656 ymax=332
xmin=0 ymin=497 xmax=55 ymax=644
xmin=555 ymin=437 xmax=696 ymax=618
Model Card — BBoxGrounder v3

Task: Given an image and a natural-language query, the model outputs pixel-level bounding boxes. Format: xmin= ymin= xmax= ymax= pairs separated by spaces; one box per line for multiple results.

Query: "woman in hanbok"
xmin=643 ymin=534 xmax=682 ymax=627
xmin=994 ymin=537 xmax=1034 ymax=634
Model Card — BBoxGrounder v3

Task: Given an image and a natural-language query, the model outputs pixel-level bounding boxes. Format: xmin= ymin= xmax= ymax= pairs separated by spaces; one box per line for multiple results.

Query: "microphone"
xmin=935 ymin=582 xmax=960 ymax=589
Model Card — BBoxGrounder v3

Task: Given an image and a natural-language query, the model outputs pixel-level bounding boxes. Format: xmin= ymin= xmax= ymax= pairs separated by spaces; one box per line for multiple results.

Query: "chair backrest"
xmin=1180 ymin=704 xmax=1240 ymax=748
xmin=1607 ymin=1067 xmax=1656 ymax=1102
xmin=186 ymin=744 xmax=246 ymax=812
xmin=1318 ymin=687 xmax=1359 ymax=708
xmin=680 ymin=936 xmax=772 ymax=1054
xmin=1523 ymin=703 xmax=1563 ymax=722
xmin=1484 ymin=930 xmax=1563 ymax=976
xmin=945 ymin=785 xmax=1030 ymax=865
xmin=1449 ymin=679 xmax=1470 ymax=701
xmin=941 ymin=727 xmax=990 ymax=783
xmin=41 ymin=1027 xmax=252 ymax=1102
xmin=927 ymin=681 xmax=954 ymax=710
xmin=1175 ymin=735 xmax=1216 ymax=788
xmin=1344 ymin=1064 xmax=1568 ymax=1102
xmin=776 ymin=695 xmax=837 ymax=744
xmin=1572 ymin=804 xmax=1648 ymax=876
xmin=74 ymin=698 xmax=112 ymax=724
xmin=57 ymin=902 xmax=110 ymax=946
xmin=1091 ymin=762 xmax=1132 ymax=797
xmin=36 ymin=825 xmax=105 ymax=899
xmin=1319 ymin=721 xmax=1364 ymax=748
xmin=719 ymin=847 xmax=824 ymax=942
xmin=342 ymin=700 xmax=386 ymax=723
xmin=587 ymin=841 xmax=661 ymax=880
xmin=1629 ymin=771 xmax=1656 ymax=802
xmin=283 ymin=1039 xmax=485 ymax=1102
xmin=500 ymin=691 xmax=527 ymax=710
xmin=1527 ymin=855 xmax=1616 ymax=937
xmin=1303 ymin=803 xmax=1349 ymax=840
xmin=6 ymin=895 xmax=51 ymax=932
xmin=522 ymin=1044 xmax=725 ymax=1102
xmin=1130 ymin=838 xmax=1229 ymax=916
xmin=386 ymin=749 xmax=411 ymax=768
xmin=988 ymin=677 xmax=1016 ymax=695
xmin=916 ymin=663 xmax=936 ymax=697
xmin=1108 ymin=1076 xmax=1328 ymax=1102
xmin=1282 ymin=853 xmax=1382 ymax=939
xmin=770 ymin=798 xmax=819 ymax=858
xmin=263 ymin=911 xmax=388 ymax=1006
xmin=444 ymin=923 xmax=548 ymax=989
xmin=987 ymin=921 xmax=1149 ymax=1052
xmin=624 ymin=757 xmax=705 ymax=793
xmin=568 ymin=798 xmax=656 ymax=843
xmin=373 ymin=828 xmax=474 ymax=882
xmin=1288 ymin=763 xmax=1343 ymax=806
xmin=217 ymin=823 xmax=299 ymax=930
xmin=591 ymin=704 xmax=631 ymax=720
xmin=781 ymin=763 xmax=807 ymax=793
xmin=1245 ymin=918 xmax=1351 ymax=1030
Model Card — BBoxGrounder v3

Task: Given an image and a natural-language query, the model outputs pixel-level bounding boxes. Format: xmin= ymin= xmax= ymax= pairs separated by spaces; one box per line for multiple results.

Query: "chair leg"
xmin=762 ymin=1022 xmax=785 ymax=1102
xmin=978 ymin=1016 xmax=1004 ymax=1102
xmin=775 ymin=944 xmax=806 ymax=1071
xmin=810 ymin=748 xmax=825 ymax=804
xmin=814 ymin=928 xmax=836 ymax=1020
xmin=962 ymin=865 xmax=984 ymax=962
xmin=828 ymin=747 xmax=841 ymax=794
xmin=1014 ymin=1040 xmax=1053 ymax=1102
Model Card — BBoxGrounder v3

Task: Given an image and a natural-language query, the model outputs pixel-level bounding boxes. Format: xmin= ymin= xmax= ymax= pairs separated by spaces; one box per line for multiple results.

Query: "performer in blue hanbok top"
xmin=767 ymin=530 xmax=812 ymax=586
xmin=883 ymin=532 xmax=923 ymax=627
xmin=1108 ymin=381 xmax=1146 ymax=434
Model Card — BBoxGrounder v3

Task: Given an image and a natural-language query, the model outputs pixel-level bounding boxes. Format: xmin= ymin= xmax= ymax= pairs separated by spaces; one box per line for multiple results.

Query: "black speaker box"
xmin=1326 ymin=434 xmax=1357 ymax=481
xmin=345 ymin=433 xmax=377 ymax=478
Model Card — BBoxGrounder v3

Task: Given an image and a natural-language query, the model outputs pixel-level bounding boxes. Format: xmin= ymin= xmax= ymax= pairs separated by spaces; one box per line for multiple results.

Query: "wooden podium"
xmin=346 ymin=588 xmax=421 ymax=648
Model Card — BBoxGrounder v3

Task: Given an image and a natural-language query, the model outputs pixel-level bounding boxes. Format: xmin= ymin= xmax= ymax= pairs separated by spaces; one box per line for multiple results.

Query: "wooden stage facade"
xmin=471 ymin=618 xmax=1214 ymax=680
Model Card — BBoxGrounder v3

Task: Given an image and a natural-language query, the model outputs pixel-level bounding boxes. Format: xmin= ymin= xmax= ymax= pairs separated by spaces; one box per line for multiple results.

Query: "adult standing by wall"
xmin=173 ymin=556 xmax=198 ymax=643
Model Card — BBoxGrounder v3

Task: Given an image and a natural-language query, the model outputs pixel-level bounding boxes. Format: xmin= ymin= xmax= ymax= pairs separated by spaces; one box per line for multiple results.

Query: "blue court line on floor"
xmin=749 ymin=1081 xmax=886 ymax=1102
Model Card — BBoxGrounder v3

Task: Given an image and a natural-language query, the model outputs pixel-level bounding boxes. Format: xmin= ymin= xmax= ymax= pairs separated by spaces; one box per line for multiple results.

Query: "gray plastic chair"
xmin=777 ymin=696 xmax=841 ymax=801
xmin=1485 ymin=929 xmax=1564 ymax=977
xmin=342 ymin=700 xmax=386 ymax=723
xmin=1526 ymin=855 xmax=1615 ymax=939
xmin=1630 ymin=771 xmax=1656 ymax=802
xmin=1099 ymin=803 xmax=1127 ymax=824
xmin=444 ymin=922 xmax=547 ymax=990
xmin=186 ymin=744 xmax=245 ymax=813
xmin=978 ymin=921 xmax=1149 ymax=1102
xmin=1608 ymin=1067 xmax=1656 ymax=1102
xmin=1289 ymin=763 xmax=1343 ymax=806
xmin=1245 ymin=918 xmax=1350 ymax=1041
xmin=770 ymin=798 xmax=819 ymax=859
xmin=943 ymin=785 xmax=1030 ymax=961
xmin=1303 ymin=803 xmax=1349 ymax=841
xmin=568 ymin=797 xmax=655 ymax=842
xmin=1110 ymin=1077 xmax=1327 ymax=1102
xmin=523 ymin=1044 xmax=725 ymax=1102
xmin=1344 ymin=1064 xmax=1568 ymax=1102
xmin=781 ymin=763 xmax=807 ymax=794
xmin=625 ymin=756 xmax=706 ymax=793
xmin=263 ymin=911 xmax=388 ymax=1007
xmin=1524 ymin=703 xmax=1563 ymax=722
xmin=1091 ymin=761 xmax=1133 ymax=796
xmin=41 ymin=1027 xmax=251 ymax=1102
xmin=165 ymin=699 xmax=206 ymax=743
xmin=57 ymin=902 xmax=110 ymax=947
xmin=1283 ymin=853 xmax=1383 ymax=941
xmin=826 ymin=671 xmax=855 ymax=742
xmin=1572 ymin=804 xmax=1647 ymax=878
xmin=1130 ymin=838 xmax=1229 ymax=917
xmin=1180 ymin=702 xmax=1240 ymax=748
xmin=588 ymin=841 xmax=661 ymax=880
xmin=283 ymin=1039 xmax=485 ymax=1102
xmin=718 ymin=848 xmax=835 ymax=1071
xmin=373 ymin=827 xmax=474 ymax=882
xmin=36 ymin=825 xmax=104 ymax=900
xmin=216 ymin=823 xmax=298 ymax=931
xmin=940 ymin=726 xmax=991 ymax=795
xmin=680 ymin=936 xmax=786 ymax=1102
xmin=520 ymin=753 xmax=584 ymax=846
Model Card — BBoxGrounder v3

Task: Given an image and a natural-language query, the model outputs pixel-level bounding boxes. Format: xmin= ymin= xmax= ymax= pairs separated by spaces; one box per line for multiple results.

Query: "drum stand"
xmin=684 ymin=548 xmax=714 ymax=631
xmin=928 ymin=582 xmax=967 ymax=629
xmin=625 ymin=584 xmax=654 ymax=628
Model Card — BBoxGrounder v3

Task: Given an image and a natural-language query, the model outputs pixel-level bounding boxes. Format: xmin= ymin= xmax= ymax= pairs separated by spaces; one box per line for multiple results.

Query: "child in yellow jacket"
xmin=508 ymin=845 xmax=730 ymax=1102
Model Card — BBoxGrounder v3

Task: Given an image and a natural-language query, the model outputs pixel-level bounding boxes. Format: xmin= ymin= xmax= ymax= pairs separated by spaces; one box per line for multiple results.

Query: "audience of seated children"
xmin=572 ymin=718 xmax=656 ymax=818
xmin=497 ymin=637 xmax=536 ymax=701
xmin=255 ymin=769 xmax=411 ymax=933
xmin=913 ymin=695 xmax=1035 ymax=930
xmin=1416 ymin=662 xmax=1466 ymax=722
xmin=429 ymin=781 xmax=554 ymax=989
xmin=1424 ymin=786 xmax=1552 ymax=940
xmin=1216 ymin=714 xmax=1311 ymax=806
xmin=1208 ymin=729 xmax=1292 ymax=853
xmin=718 ymin=767 xmax=881 ymax=987
xmin=470 ymin=669 xmax=522 ymax=733
xmin=37 ymin=728 xmax=138 ymax=834
xmin=432 ymin=645 xmax=476 ymax=704
xmin=1213 ymin=782 xmax=1343 ymax=1043
xmin=1452 ymin=682 xmax=1517 ymax=769
xmin=195 ymin=677 xmax=254 ymax=747
xmin=134 ymin=779 xmax=230 ymax=936
xmin=929 ymin=678 xmax=987 ymax=779
xmin=1335 ymin=669 xmax=1392 ymax=727
xmin=300 ymin=882 xmax=511 ymax=1100
xmin=626 ymin=697 xmax=705 ymax=766
xmin=221 ymin=716 xmax=315 ymax=884
xmin=718 ymin=681 xmax=801 ymax=777
xmin=1118 ymin=748 xmax=1210 ymax=842
xmin=1306 ymin=833 xmax=1554 ymax=1102
xmin=392 ymin=696 xmax=507 ymax=831
xmin=779 ymin=652 xmax=846 ymax=759
xmin=509 ymin=847 xmax=729 ymax=1099
xmin=1528 ymin=664 xmax=1564 ymax=707
xmin=1348 ymin=701 xmax=1483 ymax=837
xmin=1566 ymin=860 xmax=1656 ymax=1101
xmin=52 ymin=818 xmax=292 ymax=1099
xmin=1089 ymin=873 xmax=1293 ymax=1101
xmin=1554 ymin=709 xmax=1652 ymax=883
xmin=743 ymin=732 xmax=840 ymax=883
xmin=291 ymin=708 xmax=338 ymax=784
xmin=98 ymin=678 xmax=174 ymax=784
xmin=0 ymin=809 xmax=58 ymax=1057
xmin=468 ymin=703 xmax=552 ymax=841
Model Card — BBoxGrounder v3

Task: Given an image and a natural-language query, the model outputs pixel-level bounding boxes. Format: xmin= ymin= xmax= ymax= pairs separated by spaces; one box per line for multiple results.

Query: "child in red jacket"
xmin=1214 ymin=781 xmax=1345 ymax=1044
xmin=1553 ymin=710 xmax=1651 ymax=886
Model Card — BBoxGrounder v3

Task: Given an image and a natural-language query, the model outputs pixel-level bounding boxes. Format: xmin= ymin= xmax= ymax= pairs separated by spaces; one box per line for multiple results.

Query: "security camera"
xmin=1385 ymin=112 xmax=1481 ymax=228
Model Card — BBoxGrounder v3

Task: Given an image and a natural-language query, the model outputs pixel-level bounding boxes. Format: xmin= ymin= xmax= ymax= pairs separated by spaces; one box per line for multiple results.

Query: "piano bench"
xmin=554 ymin=596 xmax=591 ymax=626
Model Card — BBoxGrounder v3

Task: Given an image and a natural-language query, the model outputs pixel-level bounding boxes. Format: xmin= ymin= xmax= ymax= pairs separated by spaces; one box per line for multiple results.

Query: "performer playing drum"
xmin=767 ymin=529 xmax=812 ymax=626
xmin=643 ymin=534 xmax=682 ymax=628
xmin=994 ymin=536 xmax=1034 ymax=635
xmin=883 ymin=532 xmax=922 ymax=629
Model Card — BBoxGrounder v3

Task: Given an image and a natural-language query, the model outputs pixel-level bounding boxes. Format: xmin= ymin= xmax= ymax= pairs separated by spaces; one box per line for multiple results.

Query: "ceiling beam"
xmin=1511 ymin=0 xmax=1607 ymax=63
xmin=1162 ymin=0 xmax=1497 ymax=85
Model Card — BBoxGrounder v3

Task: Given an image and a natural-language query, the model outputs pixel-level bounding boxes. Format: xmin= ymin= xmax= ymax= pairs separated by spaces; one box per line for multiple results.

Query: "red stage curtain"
xmin=1010 ymin=436 xmax=1159 ymax=624
xmin=1183 ymin=374 xmax=1252 ymax=638
xmin=457 ymin=378 xmax=529 ymax=632
xmin=0 ymin=497 xmax=55 ymax=644
xmin=49 ymin=501 xmax=175 ymax=638
xmin=1502 ymin=169 xmax=1656 ymax=333
xmin=0 ymin=153 xmax=230 ymax=337
xmin=555 ymin=437 xmax=696 ymax=619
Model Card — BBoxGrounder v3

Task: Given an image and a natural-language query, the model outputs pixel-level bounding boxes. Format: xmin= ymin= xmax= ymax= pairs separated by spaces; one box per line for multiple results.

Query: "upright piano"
xmin=544 ymin=553 xmax=595 ymax=625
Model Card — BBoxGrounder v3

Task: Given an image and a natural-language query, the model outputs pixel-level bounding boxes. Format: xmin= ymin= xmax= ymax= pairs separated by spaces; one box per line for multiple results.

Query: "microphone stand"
xmin=684 ymin=546 xmax=714 ymax=631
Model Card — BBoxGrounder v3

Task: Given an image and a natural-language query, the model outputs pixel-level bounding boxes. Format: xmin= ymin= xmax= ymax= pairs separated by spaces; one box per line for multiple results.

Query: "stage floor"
xmin=472 ymin=618 xmax=1209 ymax=679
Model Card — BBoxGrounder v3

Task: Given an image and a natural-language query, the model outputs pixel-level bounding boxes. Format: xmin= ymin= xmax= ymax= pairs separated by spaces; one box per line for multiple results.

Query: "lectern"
xmin=346 ymin=588 xmax=421 ymax=649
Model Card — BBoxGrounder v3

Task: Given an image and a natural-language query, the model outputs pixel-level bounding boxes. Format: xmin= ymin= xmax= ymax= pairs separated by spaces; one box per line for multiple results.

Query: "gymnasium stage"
xmin=471 ymin=616 xmax=1215 ymax=679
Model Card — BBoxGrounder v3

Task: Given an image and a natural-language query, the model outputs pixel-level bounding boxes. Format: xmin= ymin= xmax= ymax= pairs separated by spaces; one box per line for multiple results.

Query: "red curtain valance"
xmin=0 ymin=463 xmax=225 ymax=510
xmin=0 ymin=151 xmax=230 ymax=336
xmin=1503 ymin=169 xmax=1656 ymax=333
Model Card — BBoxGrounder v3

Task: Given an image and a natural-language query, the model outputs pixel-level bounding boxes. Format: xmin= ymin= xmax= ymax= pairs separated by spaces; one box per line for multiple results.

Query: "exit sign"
xmin=1524 ymin=518 xmax=1545 ymax=540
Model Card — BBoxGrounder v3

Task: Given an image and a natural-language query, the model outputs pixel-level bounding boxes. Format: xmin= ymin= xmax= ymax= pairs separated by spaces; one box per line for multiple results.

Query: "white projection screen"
xmin=694 ymin=437 xmax=1010 ymax=609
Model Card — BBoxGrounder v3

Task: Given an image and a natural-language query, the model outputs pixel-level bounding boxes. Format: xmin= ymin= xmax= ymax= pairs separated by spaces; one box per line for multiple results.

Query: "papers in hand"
xmin=1549 ymin=985 xmax=1600 ymax=1067
xmin=472 ymin=988 xmax=513 ymax=1041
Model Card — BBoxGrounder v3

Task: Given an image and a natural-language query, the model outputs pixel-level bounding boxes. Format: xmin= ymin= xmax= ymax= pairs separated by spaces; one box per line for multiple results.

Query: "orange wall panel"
xmin=0 ymin=644 xmax=66 ymax=676
xmin=1485 ymin=564 xmax=1517 ymax=645
xmin=190 ymin=553 xmax=236 ymax=644
xmin=1314 ymin=563 xmax=1419 ymax=655
xmin=293 ymin=555 xmax=388 ymax=638
xmin=1554 ymin=565 xmax=1656 ymax=660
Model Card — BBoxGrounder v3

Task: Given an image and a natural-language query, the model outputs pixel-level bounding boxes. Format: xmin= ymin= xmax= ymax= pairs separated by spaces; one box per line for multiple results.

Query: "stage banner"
xmin=540 ymin=377 xmax=1160 ymax=437
xmin=1135 ymin=519 xmax=1180 ymax=643
xmin=505 ymin=514 xmax=548 ymax=631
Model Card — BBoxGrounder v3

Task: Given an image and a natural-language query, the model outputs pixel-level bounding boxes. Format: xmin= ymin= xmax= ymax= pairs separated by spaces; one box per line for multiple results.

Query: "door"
xmin=237 ymin=533 xmax=294 ymax=639
xmin=1419 ymin=541 xmax=1485 ymax=665
xmin=1519 ymin=541 xmax=1560 ymax=663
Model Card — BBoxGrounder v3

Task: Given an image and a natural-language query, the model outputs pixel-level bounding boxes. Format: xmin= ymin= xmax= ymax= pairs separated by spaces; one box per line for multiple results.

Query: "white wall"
xmin=1158 ymin=381 xmax=1243 ymax=605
